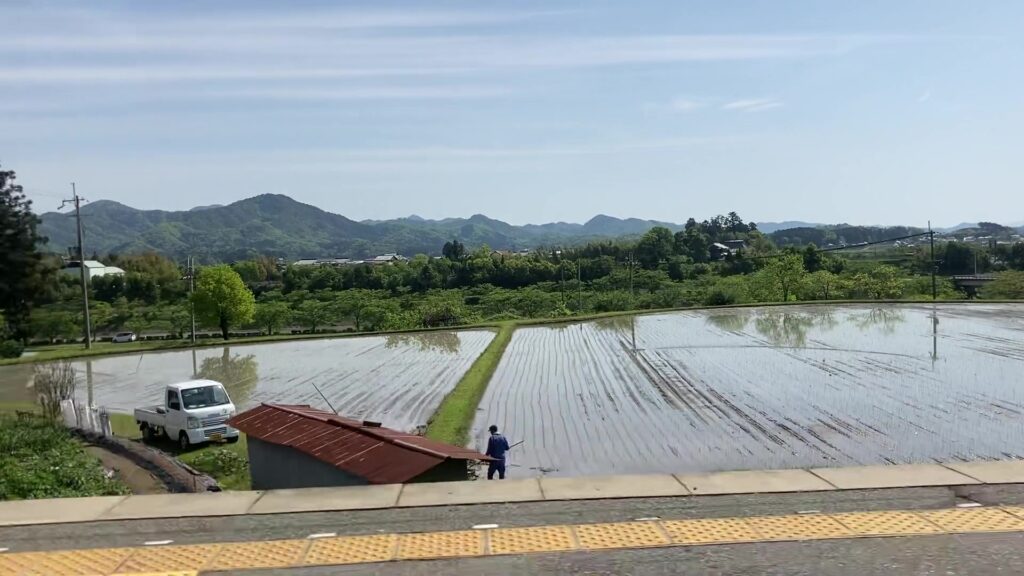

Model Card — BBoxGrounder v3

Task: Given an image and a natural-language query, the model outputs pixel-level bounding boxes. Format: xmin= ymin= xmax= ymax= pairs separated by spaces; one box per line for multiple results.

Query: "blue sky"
xmin=3 ymin=1 xmax=1023 ymax=226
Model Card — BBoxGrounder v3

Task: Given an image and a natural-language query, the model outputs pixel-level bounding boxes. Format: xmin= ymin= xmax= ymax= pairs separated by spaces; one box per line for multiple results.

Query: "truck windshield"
xmin=180 ymin=386 xmax=230 ymax=409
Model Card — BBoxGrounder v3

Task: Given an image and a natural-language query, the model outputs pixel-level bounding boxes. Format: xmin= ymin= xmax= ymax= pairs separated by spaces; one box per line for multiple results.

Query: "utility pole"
xmin=186 ymin=256 xmax=197 ymax=344
xmin=576 ymin=257 xmax=583 ymax=312
xmin=928 ymin=221 xmax=937 ymax=301
xmin=627 ymin=252 xmax=635 ymax=298
xmin=62 ymin=183 xmax=92 ymax=349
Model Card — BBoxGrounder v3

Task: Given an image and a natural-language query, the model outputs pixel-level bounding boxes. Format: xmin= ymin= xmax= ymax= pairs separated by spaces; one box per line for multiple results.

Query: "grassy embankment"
xmin=424 ymin=323 xmax=514 ymax=446
xmin=0 ymin=405 xmax=128 ymax=500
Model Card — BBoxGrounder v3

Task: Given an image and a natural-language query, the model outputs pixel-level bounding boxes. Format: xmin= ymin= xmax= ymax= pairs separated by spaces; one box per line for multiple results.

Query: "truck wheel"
xmin=141 ymin=424 xmax=153 ymax=443
xmin=178 ymin=432 xmax=191 ymax=451
xmin=226 ymin=435 xmax=239 ymax=444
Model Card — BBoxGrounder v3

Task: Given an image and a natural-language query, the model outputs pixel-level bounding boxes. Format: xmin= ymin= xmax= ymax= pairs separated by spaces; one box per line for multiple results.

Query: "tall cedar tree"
xmin=0 ymin=167 xmax=47 ymax=343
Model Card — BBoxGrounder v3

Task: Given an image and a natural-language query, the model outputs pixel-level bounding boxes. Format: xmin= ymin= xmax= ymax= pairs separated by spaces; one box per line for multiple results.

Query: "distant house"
xmin=292 ymin=258 xmax=354 ymax=267
xmin=227 ymin=404 xmax=491 ymax=490
xmin=367 ymin=253 xmax=408 ymax=265
xmin=61 ymin=260 xmax=125 ymax=280
xmin=721 ymin=240 xmax=747 ymax=252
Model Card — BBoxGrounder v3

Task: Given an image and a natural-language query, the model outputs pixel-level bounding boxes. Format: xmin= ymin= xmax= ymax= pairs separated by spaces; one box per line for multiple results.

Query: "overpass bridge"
xmin=952 ymin=274 xmax=996 ymax=297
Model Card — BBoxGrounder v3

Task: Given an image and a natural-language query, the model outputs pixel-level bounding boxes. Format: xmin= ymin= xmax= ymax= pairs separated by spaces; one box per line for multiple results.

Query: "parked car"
xmin=134 ymin=380 xmax=239 ymax=449
xmin=112 ymin=332 xmax=137 ymax=343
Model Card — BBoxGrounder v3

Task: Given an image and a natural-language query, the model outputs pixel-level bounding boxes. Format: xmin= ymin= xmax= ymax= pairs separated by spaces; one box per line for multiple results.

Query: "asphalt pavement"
xmin=2 ymin=484 xmax=1022 ymax=554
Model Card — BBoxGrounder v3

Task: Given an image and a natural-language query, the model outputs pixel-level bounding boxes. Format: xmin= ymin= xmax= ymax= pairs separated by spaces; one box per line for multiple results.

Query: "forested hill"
xmin=38 ymin=194 xmax=687 ymax=262
xmin=769 ymin=225 xmax=925 ymax=247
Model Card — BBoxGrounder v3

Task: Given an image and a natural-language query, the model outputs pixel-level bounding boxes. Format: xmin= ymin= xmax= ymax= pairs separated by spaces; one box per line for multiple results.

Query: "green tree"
xmin=89 ymin=301 xmax=114 ymax=339
xmin=32 ymin=311 xmax=80 ymax=344
xmin=757 ymin=255 xmax=806 ymax=302
xmin=193 ymin=265 xmax=255 ymax=340
xmin=442 ymin=239 xmax=466 ymax=261
xmin=295 ymin=300 xmax=331 ymax=332
xmin=867 ymin=265 xmax=905 ymax=299
xmin=0 ymin=166 xmax=47 ymax=342
xmin=167 ymin=305 xmax=192 ymax=338
xmin=802 ymin=244 xmax=824 ymax=273
xmin=636 ymin=226 xmax=674 ymax=269
xmin=983 ymin=270 xmax=1024 ymax=299
xmin=801 ymin=270 xmax=845 ymax=300
xmin=254 ymin=301 xmax=291 ymax=335
xmin=232 ymin=260 xmax=263 ymax=283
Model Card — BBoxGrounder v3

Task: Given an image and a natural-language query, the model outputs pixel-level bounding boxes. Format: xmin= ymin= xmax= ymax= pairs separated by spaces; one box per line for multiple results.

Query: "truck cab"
xmin=135 ymin=380 xmax=239 ymax=449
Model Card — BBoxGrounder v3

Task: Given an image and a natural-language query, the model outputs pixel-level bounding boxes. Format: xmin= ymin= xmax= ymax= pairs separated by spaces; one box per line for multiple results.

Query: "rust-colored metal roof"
xmin=227 ymin=403 xmax=491 ymax=484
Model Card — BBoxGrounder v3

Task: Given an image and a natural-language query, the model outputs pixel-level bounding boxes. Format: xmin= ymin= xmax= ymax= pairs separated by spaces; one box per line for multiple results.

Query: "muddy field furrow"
xmin=473 ymin=304 xmax=1024 ymax=477
xmin=0 ymin=330 xmax=495 ymax=433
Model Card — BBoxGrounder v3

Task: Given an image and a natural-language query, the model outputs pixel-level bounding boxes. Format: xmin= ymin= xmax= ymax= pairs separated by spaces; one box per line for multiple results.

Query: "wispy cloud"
xmin=918 ymin=90 xmax=932 ymax=103
xmin=669 ymin=98 xmax=705 ymax=112
xmin=721 ymin=98 xmax=784 ymax=112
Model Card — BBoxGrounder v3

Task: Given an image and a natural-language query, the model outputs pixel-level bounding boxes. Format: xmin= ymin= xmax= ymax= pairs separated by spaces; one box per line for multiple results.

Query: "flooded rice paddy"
xmin=472 ymin=304 xmax=1024 ymax=477
xmin=0 ymin=331 xmax=494 ymax=432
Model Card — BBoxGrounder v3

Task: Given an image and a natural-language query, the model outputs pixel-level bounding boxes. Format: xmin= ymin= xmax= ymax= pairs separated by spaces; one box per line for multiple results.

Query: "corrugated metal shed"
xmin=227 ymin=404 xmax=490 ymax=485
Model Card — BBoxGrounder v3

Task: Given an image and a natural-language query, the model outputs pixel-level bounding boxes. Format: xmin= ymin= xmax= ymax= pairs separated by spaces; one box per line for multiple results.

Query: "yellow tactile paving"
xmin=489 ymin=526 xmax=577 ymax=555
xmin=831 ymin=511 xmax=943 ymax=536
xmin=920 ymin=508 xmax=1024 ymax=533
xmin=116 ymin=569 xmax=197 ymax=573
xmin=661 ymin=517 xmax=761 ymax=544
xmin=304 ymin=534 xmax=397 ymax=566
xmin=113 ymin=544 xmax=220 ymax=574
xmin=1002 ymin=506 xmax=1024 ymax=520
xmin=0 ymin=548 xmax=131 ymax=576
xmin=747 ymin=514 xmax=853 ymax=541
xmin=6 ymin=505 xmax=1024 ymax=574
xmin=397 ymin=530 xmax=483 ymax=560
xmin=575 ymin=521 xmax=670 ymax=549
xmin=205 ymin=539 xmax=307 ymax=571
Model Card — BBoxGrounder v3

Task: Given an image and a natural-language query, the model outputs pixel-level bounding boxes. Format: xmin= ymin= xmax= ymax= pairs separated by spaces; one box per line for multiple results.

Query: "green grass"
xmin=176 ymin=437 xmax=251 ymax=491
xmin=107 ymin=411 xmax=250 ymax=490
xmin=425 ymin=323 xmax=514 ymax=446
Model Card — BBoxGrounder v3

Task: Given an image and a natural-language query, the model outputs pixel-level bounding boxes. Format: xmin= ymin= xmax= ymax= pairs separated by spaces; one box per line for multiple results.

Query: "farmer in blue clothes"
xmin=485 ymin=425 xmax=510 ymax=480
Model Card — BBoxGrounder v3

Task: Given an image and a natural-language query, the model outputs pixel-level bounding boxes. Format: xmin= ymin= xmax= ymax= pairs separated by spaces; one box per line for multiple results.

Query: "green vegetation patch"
xmin=0 ymin=413 xmax=128 ymax=500
xmin=177 ymin=439 xmax=251 ymax=491
xmin=106 ymin=411 xmax=251 ymax=490
xmin=425 ymin=323 xmax=514 ymax=446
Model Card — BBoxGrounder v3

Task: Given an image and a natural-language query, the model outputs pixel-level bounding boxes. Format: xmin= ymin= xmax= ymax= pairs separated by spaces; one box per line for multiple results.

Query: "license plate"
xmin=210 ymin=433 xmax=223 ymax=441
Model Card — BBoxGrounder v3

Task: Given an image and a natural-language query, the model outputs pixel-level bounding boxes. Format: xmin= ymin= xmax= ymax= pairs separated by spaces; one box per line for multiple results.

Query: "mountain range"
xmin=37 ymin=194 xmax=1023 ymax=263
xmin=38 ymin=194 xmax=690 ymax=262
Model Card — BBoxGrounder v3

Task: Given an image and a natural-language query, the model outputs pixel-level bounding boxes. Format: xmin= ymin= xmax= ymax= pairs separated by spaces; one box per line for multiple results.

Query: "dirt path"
xmin=85 ymin=444 xmax=168 ymax=495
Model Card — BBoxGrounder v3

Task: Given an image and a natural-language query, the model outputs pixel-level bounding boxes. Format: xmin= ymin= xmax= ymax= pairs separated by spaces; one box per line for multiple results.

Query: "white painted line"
xmin=143 ymin=540 xmax=174 ymax=546
xmin=307 ymin=532 xmax=337 ymax=539
xmin=797 ymin=510 xmax=821 ymax=515
xmin=634 ymin=517 xmax=661 ymax=521
xmin=472 ymin=524 xmax=499 ymax=530
xmin=957 ymin=502 xmax=983 ymax=508
xmin=0 ymin=547 xmax=9 ymax=553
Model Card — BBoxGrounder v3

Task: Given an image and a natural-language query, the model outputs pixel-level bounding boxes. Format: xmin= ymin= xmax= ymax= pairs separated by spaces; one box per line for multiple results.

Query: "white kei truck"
xmin=134 ymin=379 xmax=240 ymax=449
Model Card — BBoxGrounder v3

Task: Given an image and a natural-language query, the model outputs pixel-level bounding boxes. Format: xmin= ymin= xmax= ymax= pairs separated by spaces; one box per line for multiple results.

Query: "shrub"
xmin=0 ymin=340 xmax=23 ymax=359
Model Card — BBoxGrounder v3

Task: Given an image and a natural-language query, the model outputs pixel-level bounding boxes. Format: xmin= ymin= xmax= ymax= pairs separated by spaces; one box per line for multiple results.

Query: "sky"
xmin=3 ymin=0 xmax=1023 ymax=226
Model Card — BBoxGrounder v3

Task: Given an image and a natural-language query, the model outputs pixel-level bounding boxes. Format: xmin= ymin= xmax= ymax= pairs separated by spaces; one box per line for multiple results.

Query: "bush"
xmin=0 ymin=414 xmax=128 ymax=499
xmin=0 ymin=340 xmax=23 ymax=359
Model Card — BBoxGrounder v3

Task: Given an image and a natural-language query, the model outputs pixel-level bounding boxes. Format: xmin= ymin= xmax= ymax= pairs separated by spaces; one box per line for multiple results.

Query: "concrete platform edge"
xmin=2 ymin=460 xmax=1023 ymax=527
